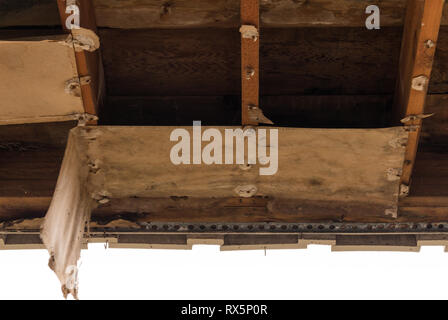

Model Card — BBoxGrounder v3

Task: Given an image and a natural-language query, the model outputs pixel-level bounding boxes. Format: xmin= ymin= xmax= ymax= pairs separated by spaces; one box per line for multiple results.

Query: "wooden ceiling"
xmin=0 ymin=0 xmax=448 ymax=251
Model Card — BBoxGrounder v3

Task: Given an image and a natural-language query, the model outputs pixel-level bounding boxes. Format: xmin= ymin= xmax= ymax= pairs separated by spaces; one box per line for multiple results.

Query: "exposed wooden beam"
xmin=57 ymin=0 xmax=104 ymax=124
xmin=3 ymin=195 xmax=448 ymax=225
xmin=98 ymin=27 xmax=409 ymax=97
xmin=5 ymin=0 xmax=448 ymax=29
xmin=394 ymin=0 xmax=445 ymax=191
xmin=241 ymin=0 xmax=260 ymax=125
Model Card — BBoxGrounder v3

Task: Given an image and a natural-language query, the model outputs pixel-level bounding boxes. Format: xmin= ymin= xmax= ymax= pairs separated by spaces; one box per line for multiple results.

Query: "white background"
xmin=0 ymin=243 xmax=447 ymax=299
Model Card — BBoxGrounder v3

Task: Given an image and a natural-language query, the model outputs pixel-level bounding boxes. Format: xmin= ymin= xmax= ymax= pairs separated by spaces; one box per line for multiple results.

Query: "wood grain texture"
xmin=241 ymin=0 xmax=260 ymax=125
xmin=394 ymin=0 xmax=445 ymax=188
xmin=99 ymin=27 xmax=403 ymax=96
xmin=101 ymin=95 xmax=391 ymax=127
xmin=57 ymin=0 xmax=104 ymax=121
xmin=0 ymin=35 xmax=84 ymax=125
xmin=0 ymin=122 xmax=74 ymax=197
xmin=0 ymin=0 xmax=60 ymax=27
xmin=4 ymin=194 xmax=448 ymax=224
xmin=67 ymin=126 xmax=407 ymax=219
xmin=1 ymin=0 xmax=448 ymax=30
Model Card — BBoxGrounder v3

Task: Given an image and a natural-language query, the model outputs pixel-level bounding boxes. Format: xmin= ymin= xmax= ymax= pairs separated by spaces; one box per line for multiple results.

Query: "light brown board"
xmin=0 ymin=35 xmax=84 ymax=125
xmin=92 ymin=0 xmax=445 ymax=28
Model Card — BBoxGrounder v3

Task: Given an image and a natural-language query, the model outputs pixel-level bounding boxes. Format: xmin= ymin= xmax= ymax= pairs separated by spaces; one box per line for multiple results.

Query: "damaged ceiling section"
xmin=0 ymin=0 xmax=448 ymax=297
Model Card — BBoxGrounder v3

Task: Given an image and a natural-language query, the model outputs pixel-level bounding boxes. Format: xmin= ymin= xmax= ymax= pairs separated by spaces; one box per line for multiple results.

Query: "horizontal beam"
xmin=2 ymin=0 xmax=448 ymax=28
xmin=98 ymin=27 xmax=448 ymax=97
xmin=2 ymin=194 xmax=448 ymax=225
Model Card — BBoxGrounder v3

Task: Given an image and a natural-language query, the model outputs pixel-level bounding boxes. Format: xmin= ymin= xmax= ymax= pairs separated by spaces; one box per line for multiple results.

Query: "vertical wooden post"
xmin=241 ymin=0 xmax=261 ymax=126
xmin=394 ymin=0 xmax=444 ymax=192
xmin=57 ymin=0 xmax=104 ymax=124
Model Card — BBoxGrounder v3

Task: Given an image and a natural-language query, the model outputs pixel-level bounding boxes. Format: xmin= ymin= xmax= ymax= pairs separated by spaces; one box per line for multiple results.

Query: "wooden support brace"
xmin=240 ymin=0 xmax=272 ymax=126
xmin=394 ymin=0 xmax=444 ymax=191
xmin=57 ymin=0 xmax=104 ymax=125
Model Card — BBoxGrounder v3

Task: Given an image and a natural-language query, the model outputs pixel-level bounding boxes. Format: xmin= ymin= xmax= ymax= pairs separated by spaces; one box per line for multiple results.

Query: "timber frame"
xmin=1 ymin=0 xmax=448 ymax=253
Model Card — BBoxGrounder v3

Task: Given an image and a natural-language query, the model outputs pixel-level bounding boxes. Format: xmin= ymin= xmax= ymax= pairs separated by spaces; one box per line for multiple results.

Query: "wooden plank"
xmin=5 ymin=0 xmax=447 ymax=29
xmin=0 ymin=122 xmax=73 ymax=197
xmin=57 ymin=0 xmax=104 ymax=123
xmin=241 ymin=0 xmax=260 ymax=125
xmin=3 ymin=194 xmax=448 ymax=225
xmin=0 ymin=0 xmax=60 ymax=27
xmin=65 ymin=126 xmax=406 ymax=219
xmin=394 ymin=0 xmax=445 ymax=189
xmin=102 ymin=95 xmax=391 ymax=127
xmin=0 ymin=35 xmax=84 ymax=125
xmin=0 ymin=197 xmax=51 ymax=221
xmin=99 ymin=27 xmax=403 ymax=96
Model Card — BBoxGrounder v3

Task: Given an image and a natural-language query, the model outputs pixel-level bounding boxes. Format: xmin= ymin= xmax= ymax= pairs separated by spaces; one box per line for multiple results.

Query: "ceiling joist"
xmin=57 ymin=0 xmax=104 ymax=125
xmin=394 ymin=0 xmax=445 ymax=194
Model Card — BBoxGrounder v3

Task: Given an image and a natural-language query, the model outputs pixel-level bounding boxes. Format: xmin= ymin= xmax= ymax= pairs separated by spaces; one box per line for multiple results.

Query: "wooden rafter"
xmin=240 ymin=0 xmax=271 ymax=126
xmin=394 ymin=0 xmax=445 ymax=191
xmin=57 ymin=0 xmax=104 ymax=124
xmin=240 ymin=0 xmax=260 ymax=126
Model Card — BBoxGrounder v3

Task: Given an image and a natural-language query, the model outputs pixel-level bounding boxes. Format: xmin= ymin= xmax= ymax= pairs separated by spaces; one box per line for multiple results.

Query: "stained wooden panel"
xmin=99 ymin=27 xmax=403 ymax=96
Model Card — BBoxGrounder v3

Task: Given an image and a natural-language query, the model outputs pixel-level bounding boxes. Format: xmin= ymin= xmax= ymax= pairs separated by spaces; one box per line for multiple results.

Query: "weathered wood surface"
xmin=240 ymin=0 xmax=260 ymax=125
xmin=0 ymin=35 xmax=84 ymax=125
xmin=93 ymin=0 xmax=411 ymax=28
xmin=102 ymin=95 xmax=391 ymax=127
xmin=394 ymin=0 xmax=445 ymax=189
xmin=99 ymin=27 xmax=404 ymax=96
xmin=0 ymin=0 xmax=60 ymax=27
xmin=41 ymin=127 xmax=94 ymax=299
xmin=66 ymin=126 xmax=407 ymax=218
xmin=57 ymin=0 xmax=104 ymax=122
xmin=0 ymin=122 xmax=73 ymax=197
xmin=3 ymin=194 xmax=448 ymax=226
xmin=3 ymin=0 xmax=448 ymax=28
xmin=3 ymin=26 xmax=447 ymax=97
xmin=0 ymin=90 xmax=446 ymax=200
xmin=100 ymin=26 xmax=448 ymax=97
